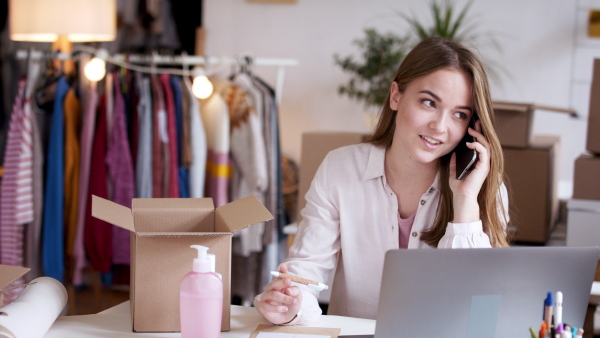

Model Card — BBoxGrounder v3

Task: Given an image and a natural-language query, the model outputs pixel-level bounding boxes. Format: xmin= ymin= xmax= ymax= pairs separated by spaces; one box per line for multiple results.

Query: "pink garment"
xmin=398 ymin=211 xmax=416 ymax=249
xmin=159 ymin=74 xmax=179 ymax=198
xmin=0 ymin=78 xmax=33 ymax=304
xmin=72 ymin=83 xmax=98 ymax=285
xmin=205 ymin=150 xmax=231 ymax=207
xmin=105 ymin=74 xmax=134 ymax=265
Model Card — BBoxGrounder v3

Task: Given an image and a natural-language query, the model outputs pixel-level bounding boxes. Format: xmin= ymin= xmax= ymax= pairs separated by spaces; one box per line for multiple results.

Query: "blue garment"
xmin=170 ymin=76 xmax=189 ymax=197
xmin=42 ymin=77 xmax=70 ymax=282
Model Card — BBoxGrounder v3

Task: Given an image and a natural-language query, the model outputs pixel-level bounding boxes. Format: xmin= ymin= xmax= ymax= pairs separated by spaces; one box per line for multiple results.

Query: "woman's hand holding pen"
xmin=449 ymin=120 xmax=491 ymax=223
xmin=256 ymin=263 xmax=302 ymax=324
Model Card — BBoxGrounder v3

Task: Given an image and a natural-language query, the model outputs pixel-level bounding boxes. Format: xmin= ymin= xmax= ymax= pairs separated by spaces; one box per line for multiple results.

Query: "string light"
xmin=83 ymin=49 xmax=108 ymax=82
xmin=192 ymin=67 xmax=214 ymax=99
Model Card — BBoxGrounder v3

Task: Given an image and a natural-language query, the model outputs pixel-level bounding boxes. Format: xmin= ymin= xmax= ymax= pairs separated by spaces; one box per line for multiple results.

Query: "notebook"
xmin=370 ymin=246 xmax=599 ymax=338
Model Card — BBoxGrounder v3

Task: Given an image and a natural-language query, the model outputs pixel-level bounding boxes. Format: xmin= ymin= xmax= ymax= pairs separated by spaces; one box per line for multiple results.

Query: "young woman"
xmin=255 ymin=37 xmax=510 ymax=325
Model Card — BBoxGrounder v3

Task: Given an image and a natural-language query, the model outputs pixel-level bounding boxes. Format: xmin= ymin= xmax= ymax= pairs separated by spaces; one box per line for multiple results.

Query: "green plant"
xmin=334 ymin=29 xmax=411 ymax=109
xmin=401 ymin=0 xmax=477 ymax=43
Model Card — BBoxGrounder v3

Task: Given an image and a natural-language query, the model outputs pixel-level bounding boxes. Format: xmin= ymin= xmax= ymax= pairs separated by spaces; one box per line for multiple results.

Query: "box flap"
xmin=215 ymin=195 xmax=273 ymax=232
xmin=132 ymin=198 xmax=215 ymax=232
xmin=493 ymin=101 xmax=534 ymax=113
xmin=91 ymin=195 xmax=135 ymax=232
xmin=0 ymin=265 xmax=30 ymax=290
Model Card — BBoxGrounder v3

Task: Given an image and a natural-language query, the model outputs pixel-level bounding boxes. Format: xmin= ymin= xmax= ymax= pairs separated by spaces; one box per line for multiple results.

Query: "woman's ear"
xmin=389 ymin=82 xmax=401 ymax=110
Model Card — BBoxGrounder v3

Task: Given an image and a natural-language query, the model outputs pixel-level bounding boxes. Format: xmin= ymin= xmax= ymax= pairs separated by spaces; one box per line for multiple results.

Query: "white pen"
xmin=556 ymin=291 xmax=563 ymax=325
xmin=270 ymin=271 xmax=329 ymax=291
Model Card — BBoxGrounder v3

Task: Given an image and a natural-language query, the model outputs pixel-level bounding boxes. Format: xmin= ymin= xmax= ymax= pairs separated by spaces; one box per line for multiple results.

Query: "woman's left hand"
xmin=449 ymin=120 xmax=490 ymax=222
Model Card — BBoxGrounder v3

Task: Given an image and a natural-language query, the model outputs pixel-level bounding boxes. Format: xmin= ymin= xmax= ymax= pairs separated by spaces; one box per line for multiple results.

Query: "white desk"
xmin=44 ymin=302 xmax=376 ymax=337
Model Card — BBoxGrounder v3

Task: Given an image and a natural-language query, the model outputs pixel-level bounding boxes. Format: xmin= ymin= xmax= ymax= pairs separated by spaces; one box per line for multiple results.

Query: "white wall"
xmin=204 ymin=0 xmax=584 ymax=198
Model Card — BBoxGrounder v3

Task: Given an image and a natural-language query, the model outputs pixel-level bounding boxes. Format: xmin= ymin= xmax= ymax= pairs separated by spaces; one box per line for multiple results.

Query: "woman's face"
xmin=389 ymin=68 xmax=474 ymax=166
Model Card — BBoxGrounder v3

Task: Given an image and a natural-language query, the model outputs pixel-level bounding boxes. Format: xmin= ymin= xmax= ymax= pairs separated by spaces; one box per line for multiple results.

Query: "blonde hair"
xmin=366 ymin=37 xmax=509 ymax=247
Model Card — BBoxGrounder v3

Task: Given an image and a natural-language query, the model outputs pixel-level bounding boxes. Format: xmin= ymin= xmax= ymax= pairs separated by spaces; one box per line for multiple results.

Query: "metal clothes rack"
xmin=16 ymin=49 xmax=298 ymax=104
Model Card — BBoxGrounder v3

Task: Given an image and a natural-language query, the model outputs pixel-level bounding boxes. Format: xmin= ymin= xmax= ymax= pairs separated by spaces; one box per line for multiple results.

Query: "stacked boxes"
xmin=494 ymin=102 xmax=561 ymax=244
xmin=566 ymin=58 xmax=600 ymax=247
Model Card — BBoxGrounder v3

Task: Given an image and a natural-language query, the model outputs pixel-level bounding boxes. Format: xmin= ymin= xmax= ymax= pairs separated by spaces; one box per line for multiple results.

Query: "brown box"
xmin=91 ymin=195 xmax=272 ymax=333
xmin=588 ymin=59 xmax=600 ymax=154
xmin=296 ymin=132 xmax=368 ymax=223
xmin=503 ymin=136 xmax=561 ymax=243
xmin=493 ymin=101 xmax=535 ymax=148
xmin=0 ymin=265 xmax=30 ymax=305
xmin=573 ymin=154 xmax=600 ymax=200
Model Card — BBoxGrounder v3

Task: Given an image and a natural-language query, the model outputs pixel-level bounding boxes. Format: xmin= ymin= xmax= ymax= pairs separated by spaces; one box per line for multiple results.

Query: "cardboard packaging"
xmin=296 ymin=132 xmax=369 ymax=224
xmin=0 ymin=265 xmax=30 ymax=305
xmin=503 ymin=135 xmax=561 ymax=243
xmin=566 ymin=199 xmax=600 ymax=247
xmin=91 ymin=195 xmax=273 ymax=333
xmin=493 ymin=102 xmax=535 ymax=148
xmin=573 ymin=154 xmax=600 ymax=200
xmin=587 ymin=59 xmax=600 ymax=154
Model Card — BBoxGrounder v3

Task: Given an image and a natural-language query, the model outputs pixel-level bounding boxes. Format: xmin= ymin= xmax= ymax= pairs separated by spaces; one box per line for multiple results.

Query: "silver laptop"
xmin=372 ymin=247 xmax=599 ymax=338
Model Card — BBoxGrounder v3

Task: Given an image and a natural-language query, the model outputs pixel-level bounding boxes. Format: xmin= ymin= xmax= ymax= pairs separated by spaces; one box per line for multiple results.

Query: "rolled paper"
xmin=0 ymin=277 xmax=67 ymax=338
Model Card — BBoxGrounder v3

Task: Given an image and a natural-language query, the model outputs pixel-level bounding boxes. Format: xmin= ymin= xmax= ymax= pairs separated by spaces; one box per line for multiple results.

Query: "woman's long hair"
xmin=366 ymin=37 xmax=509 ymax=247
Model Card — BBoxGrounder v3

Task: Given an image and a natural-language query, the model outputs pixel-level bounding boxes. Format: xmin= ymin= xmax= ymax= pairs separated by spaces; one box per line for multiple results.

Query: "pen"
xmin=270 ymin=271 xmax=329 ymax=291
xmin=544 ymin=292 xmax=553 ymax=329
xmin=555 ymin=291 xmax=563 ymax=326
xmin=529 ymin=327 xmax=539 ymax=338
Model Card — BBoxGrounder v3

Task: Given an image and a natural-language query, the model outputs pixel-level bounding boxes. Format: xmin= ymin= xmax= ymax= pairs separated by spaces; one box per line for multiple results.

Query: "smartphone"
xmin=454 ymin=116 xmax=478 ymax=180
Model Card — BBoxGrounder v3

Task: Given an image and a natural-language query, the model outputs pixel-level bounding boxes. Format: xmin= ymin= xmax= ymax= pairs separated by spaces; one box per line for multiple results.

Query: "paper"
xmin=251 ymin=323 xmax=341 ymax=338
xmin=257 ymin=333 xmax=330 ymax=338
xmin=0 ymin=277 xmax=68 ymax=338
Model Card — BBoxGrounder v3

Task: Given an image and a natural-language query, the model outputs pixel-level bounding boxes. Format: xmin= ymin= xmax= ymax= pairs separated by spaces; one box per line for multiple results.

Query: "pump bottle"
xmin=180 ymin=245 xmax=223 ymax=337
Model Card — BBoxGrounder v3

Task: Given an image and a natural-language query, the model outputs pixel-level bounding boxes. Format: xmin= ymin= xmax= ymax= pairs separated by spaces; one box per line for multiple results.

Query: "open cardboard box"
xmin=0 ymin=265 xmax=30 ymax=305
xmin=91 ymin=194 xmax=273 ymax=333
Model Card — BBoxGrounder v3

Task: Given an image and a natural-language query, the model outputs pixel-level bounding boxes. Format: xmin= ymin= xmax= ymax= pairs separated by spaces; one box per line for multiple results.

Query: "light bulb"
xmin=83 ymin=49 xmax=109 ymax=82
xmin=84 ymin=57 xmax=106 ymax=82
xmin=192 ymin=68 xmax=213 ymax=99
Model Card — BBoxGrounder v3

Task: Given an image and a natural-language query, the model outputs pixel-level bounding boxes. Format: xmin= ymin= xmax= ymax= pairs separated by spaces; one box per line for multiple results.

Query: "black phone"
xmin=454 ymin=116 xmax=478 ymax=180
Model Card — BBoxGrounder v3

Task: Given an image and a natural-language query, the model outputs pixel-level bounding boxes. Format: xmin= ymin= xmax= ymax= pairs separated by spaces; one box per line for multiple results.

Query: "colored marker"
xmin=555 ymin=291 xmax=563 ymax=325
xmin=544 ymin=292 xmax=553 ymax=329
xmin=270 ymin=271 xmax=329 ymax=291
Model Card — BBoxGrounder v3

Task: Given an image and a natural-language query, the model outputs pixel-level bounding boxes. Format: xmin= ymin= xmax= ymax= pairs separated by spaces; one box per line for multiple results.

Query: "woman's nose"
xmin=428 ymin=113 xmax=448 ymax=133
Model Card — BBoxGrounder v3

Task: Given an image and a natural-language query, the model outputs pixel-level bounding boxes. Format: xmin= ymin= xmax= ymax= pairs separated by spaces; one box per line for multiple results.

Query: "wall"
xmin=203 ymin=0 xmax=581 ymax=198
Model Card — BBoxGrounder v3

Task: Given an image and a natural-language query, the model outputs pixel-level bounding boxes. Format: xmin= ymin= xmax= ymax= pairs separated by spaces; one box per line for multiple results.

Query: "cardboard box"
xmin=566 ymin=199 xmax=600 ymax=247
xmin=587 ymin=59 xmax=600 ymax=154
xmin=493 ymin=101 xmax=535 ymax=148
xmin=0 ymin=265 xmax=30 ymax=305
xmin=91 ymin=195 xmax=273 ymax=333
xmin=503 ymin=136 xmax=561 ymax=243
xmin=296 ymin=132 xmax=368 ymax=223
xmin=573 ymin=154 xmax=600 ymax=200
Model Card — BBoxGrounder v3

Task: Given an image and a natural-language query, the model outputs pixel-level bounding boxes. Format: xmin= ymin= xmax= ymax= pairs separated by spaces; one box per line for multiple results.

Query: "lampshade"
xmin=9 ymin=0 xmax=116 ymax=42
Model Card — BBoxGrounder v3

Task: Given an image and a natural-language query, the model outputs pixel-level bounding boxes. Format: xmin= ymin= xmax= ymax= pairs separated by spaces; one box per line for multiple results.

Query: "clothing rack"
xmin=15 ymin=49 xmax=298 ymax=104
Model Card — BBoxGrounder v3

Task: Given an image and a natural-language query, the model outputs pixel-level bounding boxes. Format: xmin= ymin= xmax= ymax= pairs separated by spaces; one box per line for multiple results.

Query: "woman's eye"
xmin=422 ymin=99 xmax=435 ymax=108
xmin=454 ymin=111 xmax=468 ymax=119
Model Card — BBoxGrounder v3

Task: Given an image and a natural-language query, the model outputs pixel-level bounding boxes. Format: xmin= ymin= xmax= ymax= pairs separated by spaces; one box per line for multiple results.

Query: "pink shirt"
xmin=398 ymin=212 xmax=416 ymax=249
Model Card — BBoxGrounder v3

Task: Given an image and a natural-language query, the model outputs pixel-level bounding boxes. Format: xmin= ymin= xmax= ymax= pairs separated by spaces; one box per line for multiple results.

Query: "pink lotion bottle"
xmin=180 ymin=245 xmax=223 ymax=338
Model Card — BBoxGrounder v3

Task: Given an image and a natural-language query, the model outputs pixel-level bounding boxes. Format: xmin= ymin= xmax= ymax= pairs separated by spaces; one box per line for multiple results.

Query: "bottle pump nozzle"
xmin=191 ymin=245 xmax=211 ymax=273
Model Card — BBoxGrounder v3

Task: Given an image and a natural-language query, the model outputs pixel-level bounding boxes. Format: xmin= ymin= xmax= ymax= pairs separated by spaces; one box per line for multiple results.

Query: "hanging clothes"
xmin=170 ymin=76 xmax=189 ymax=198
xmin=106 ymin=73 xmax=134 ymax=266
xmin=41 ymin=76 xmax=70 ymax=283
xmin=183 ymin=77 xmax=206 ymax=198
xmin=0 ymin=77 xmax=32 ymax=304
xmin=135 ymin=74 xmax=153 ymax=198
xmin=200 ymin=87 xmax=230 ymax=207
xmin=63 ymin=87 xmax=82 ymax=282
xmin=150 ymin=76 xmax=165 ymax=197
xmin=23 ymin=59 xmax=46 ymax=282
xmin=73 ymin=82 xmax=98 ymax=286
xmin=221 ymin=80 xmax=268 ymax=256
xmin=159 ymin=74 xmax=179 ymax=198
xmin=84 ymin=91 xmax=112 ymax=274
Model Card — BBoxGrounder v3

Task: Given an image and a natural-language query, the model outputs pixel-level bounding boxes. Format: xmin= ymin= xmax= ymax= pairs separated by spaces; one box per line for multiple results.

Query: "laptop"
xmin=360 ymin=246 xmax=598 ymax=338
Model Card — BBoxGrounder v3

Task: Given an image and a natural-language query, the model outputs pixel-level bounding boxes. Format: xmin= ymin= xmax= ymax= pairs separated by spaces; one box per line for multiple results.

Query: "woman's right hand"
xmin=256 ymin=263 xmax=303 ymax=324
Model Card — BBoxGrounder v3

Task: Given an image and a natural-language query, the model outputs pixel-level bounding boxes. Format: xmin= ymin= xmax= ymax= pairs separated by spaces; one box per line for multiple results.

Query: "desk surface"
xmin=45 ymin=302 xmax=376 ymax=337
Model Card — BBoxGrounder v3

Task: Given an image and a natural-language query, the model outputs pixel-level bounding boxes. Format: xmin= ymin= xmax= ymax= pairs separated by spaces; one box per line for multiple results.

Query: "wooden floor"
xmin=68 ymin=276 xmax=129 ymax=315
